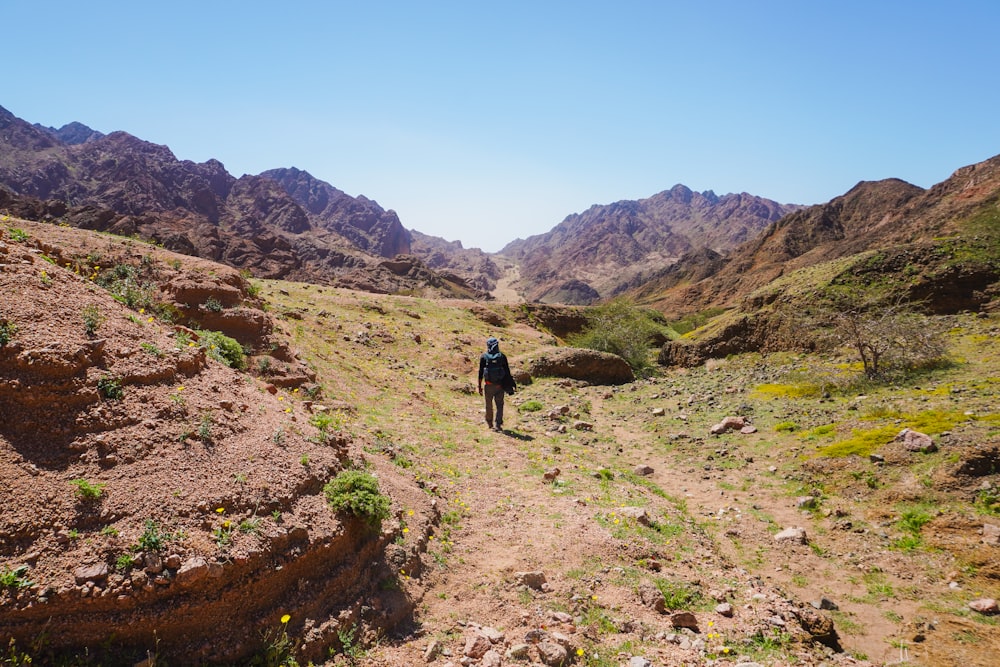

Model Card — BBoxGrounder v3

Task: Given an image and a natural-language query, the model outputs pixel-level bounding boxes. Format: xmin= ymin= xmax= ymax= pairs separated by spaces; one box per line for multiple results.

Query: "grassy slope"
xmin=262 ymin=281 xmax=1000 ymax=666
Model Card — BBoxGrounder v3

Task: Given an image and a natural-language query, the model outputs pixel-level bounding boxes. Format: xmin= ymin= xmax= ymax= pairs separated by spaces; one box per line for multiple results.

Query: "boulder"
xmin=968 ymin=598 xmax=998 ymax=614
xmin=896 ymin=428 xmax=937 ymax=453
xmin=774 ymin=526 xmax=808 ymax=544
xmin=524 ymin=347 xmax=634 ymax=385
xmin=515 ymin=571 xmax=547 ymax=590
xmin=710 ymin=416 xmax=747 ymax=434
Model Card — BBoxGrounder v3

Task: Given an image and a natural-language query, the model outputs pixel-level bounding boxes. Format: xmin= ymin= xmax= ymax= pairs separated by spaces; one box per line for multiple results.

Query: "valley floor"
xmin=262 ymin=283 xmax=1000 ymax=667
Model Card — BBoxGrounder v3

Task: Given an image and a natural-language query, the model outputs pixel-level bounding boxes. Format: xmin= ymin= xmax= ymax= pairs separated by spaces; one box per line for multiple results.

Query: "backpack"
xmin=483 ymin=351 xmax=507 ymax=383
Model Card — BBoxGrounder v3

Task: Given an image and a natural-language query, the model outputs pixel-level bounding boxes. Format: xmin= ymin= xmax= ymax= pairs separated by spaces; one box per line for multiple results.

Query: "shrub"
xmin=0 ymin=319 xmax=15 ymax=347
xmin=203 ymin=296 xmax=224 ymax=312
xmin=519 ymin=400 xmax=544 ymax=413
xmin=137 ymin=519 xmax=169 ymax=552
xmin=70 ymin=478 xmax=106 ymax=501
xmin=323 ymin=470 xmax=391 ymax=529
xmin=97 ymin=375 xmax=124 ymax=400
xmin=82 ymin=304 xmax=103 ymax=337
xmin=569 ymin=298 xmax=666 ymax=376
xmin=199 ymin=330 xmax=246 ymax=369
xmin=0 ymin=565 xmax=32 ymax=589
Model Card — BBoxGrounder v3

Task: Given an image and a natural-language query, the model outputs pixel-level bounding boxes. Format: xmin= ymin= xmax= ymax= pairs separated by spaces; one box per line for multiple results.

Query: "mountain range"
xmin=2 ymin=104 xmax=1000 ymax=324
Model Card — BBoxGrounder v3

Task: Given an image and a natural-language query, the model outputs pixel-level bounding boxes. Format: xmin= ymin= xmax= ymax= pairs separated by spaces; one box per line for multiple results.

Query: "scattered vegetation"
xmin=96 ymin=375 xmax=125 ymax=400
xmin=323 ymin=470 xmax=391 ymax=529
xmin=82 ymin=304 xmax=103 ymax=337
xmin=0 ymin=565 xmax=33 ymax=590
xmin=199 ymin=329 xmax=246 ymax=369
xmin=70 ymin=478 xmax=106 ymax=502
xmin=0 ymin=318 xmax=15 ymax=347
xmin=805 ymin=287 xmax=948 ymax=380
xmin=203 ymin=296 xmax=224 ymax=312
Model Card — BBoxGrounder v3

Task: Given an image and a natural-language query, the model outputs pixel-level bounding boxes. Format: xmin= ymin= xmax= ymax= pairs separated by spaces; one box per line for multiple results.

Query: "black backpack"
xmin=483 ymin=351 xmax=506 ymax=383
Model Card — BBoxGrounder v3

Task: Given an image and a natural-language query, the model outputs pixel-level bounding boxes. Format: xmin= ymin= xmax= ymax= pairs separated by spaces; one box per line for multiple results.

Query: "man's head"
xmin=486 ymin=337 xmax=499 ymax=353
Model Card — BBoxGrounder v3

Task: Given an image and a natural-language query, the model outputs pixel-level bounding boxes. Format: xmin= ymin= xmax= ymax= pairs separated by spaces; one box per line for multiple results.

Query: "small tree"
xmin=569 ymin=298 xmax=666 ymax=376
xmin=810 ymin=287 xmax=947 ymax=380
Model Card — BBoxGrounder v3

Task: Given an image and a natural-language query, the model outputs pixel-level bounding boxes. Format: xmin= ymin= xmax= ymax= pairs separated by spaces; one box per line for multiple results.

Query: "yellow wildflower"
xmin=281 ymin=614 xmax=290 ymax=624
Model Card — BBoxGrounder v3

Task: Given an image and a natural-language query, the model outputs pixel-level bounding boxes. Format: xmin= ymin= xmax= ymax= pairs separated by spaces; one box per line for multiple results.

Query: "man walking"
xmin=478 ymin=336 xmax=512 ymax=432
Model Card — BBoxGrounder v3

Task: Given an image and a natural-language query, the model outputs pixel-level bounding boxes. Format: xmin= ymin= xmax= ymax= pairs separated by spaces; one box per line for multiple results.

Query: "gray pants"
xmin=484 ymin=382 xmax=505 ymax=428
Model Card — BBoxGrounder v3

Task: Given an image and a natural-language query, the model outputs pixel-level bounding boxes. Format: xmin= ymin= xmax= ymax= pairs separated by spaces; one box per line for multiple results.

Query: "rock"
xmin=628 ymin=657 xmax=652 ymax=667
xmin=144 ymin=553 xmax=164 ymax=574
xmin=463 ymin=633 xmax=492 ymax=659
xmin=506 ymin=644 xmax=530 ymax=660
xmin=424 ymin=639 xmax=441 ymax=662
xmin=670 ymin=611 xmax=699 ymax=630
xmin=715 ymin=602 xmax=734 ymax=617
xmin=774 ymin=526 xmax=808 ymax=544
xmin=525 ymin=347 xmax=635 ymax=385
xmin=481 ymin=649 xmax=502 ymax=667
xmin=618 ymin=506 xmax=652 ymax=526
xmin=573 ymin=420 xmax=594 ymax=431
xmin=638 ymin=583 xmax=666 ymax=612
xmin=796 ymin=496 xmax=817 ymax=510
xmin=537 ymin=642 xmax=568 ymax=666
xmin=480 ymin=626 xmax=505 ymax=644
xmin=740 ymin=425 xmax=758 ymax=434
xmin=968 ymin=598 xmax=999 ymax=614
xmin=73 ymin=562 xmax=109 ymax=585
xmin=896 ymin=428 xmax=937 ymax=453
xmin=551 ymin=611 xmax=573 ymax=624
xmin=983 ymin=523 xmax=1000 ymax=546
xmin=516 ymin=571 xmax=547 ymax=590
xmin=651 ymin=407 xmax=665 ymax=416
xmin=810 ymin=597 xmax=839 ymax=611
xmin=175 ymin=556 xmax=210 ymax=588
xmin=709 ymin=416 xmax=747 ymax=435
xmin=633 ymin=464 xmax=654 ymax=476
xmin=870 ymin=453 xmax=885 ymax=463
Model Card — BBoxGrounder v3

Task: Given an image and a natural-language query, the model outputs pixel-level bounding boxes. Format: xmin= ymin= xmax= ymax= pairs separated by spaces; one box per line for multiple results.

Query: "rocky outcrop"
xmin=260 ymin=167 xmax=411 ymax=258
xmin=525 ymin=347 xmax=634 ymax=385
xmin=502 ymin=184 xmax=799 ymax=303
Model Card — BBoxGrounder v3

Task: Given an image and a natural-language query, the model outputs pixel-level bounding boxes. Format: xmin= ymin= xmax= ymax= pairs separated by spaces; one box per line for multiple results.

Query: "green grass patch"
xmin=819 ymin=409 xmax=972 ymax=457
xmin=753 ymin=383 xmax=824 ymax=399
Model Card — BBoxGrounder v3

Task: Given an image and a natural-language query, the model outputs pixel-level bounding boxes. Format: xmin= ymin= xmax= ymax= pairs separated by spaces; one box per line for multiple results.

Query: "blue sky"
xmin=4 ymin=1 xmax=1000 ymax=252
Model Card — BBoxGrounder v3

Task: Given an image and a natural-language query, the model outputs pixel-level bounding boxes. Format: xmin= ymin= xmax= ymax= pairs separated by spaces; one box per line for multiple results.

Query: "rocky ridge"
xmin=0 ymin=105 xmax=486 ymax=299
xmin=500 ymin=185 xmax=800 ymax=304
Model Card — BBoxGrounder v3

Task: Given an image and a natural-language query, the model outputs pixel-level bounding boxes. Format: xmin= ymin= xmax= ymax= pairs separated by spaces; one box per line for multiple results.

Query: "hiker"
xmin=478 ymin=336 xmax=512 ymax=432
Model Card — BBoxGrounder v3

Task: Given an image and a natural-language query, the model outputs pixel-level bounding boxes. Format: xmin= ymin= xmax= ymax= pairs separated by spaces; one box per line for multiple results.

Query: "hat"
xmin=486 ymin=337 xmax=499 ymax=351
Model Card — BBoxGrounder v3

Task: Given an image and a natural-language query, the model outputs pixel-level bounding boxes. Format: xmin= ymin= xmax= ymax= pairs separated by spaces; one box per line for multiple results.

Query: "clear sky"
xmin=4 ymin=1 xmax=1000 ymax=252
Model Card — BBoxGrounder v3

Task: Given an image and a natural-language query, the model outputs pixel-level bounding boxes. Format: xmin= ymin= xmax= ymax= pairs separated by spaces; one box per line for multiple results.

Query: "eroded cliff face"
xmin=0 ymin=220 xmax=432 ymax=664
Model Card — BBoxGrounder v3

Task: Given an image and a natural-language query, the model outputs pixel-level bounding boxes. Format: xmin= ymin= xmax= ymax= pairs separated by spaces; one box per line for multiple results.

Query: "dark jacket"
xmin=479 ymin=349 xmax=511 ymax=385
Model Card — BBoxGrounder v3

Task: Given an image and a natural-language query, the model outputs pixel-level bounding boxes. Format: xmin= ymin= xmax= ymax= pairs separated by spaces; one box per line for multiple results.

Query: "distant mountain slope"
xmin=639 ymin=154 xmax=1000 ymax=316
xmin=0 ymin=105 xmax=484 ymax=298
xmin=499 ymin=184 xmax=799 ymax=304
xmin=408 ymin=230 xmax=504 ymax=293
xmin=259 ymin=167 xmax=410 ymax=258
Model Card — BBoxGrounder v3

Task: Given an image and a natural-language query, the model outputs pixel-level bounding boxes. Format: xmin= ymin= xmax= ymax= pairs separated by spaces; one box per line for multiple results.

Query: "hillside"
xmin=499 ymin=185 xmax=800 ymax=304
xmin=0 ymin=106 xmax=489 ymax=299
xmin=638 ymin=155 xmax=1000 ymax=319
